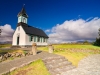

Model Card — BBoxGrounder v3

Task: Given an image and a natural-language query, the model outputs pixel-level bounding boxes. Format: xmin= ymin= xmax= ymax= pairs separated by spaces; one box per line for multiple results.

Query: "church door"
xmin=17 ymin=36 xmax=19 ymax=45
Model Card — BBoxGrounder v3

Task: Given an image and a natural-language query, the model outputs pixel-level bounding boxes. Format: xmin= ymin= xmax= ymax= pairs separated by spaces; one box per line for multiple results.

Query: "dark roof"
xmin=17 ymin=22 xmax=49 ymax=38
xmin=17 ymin=7 xmax=28 ymax=18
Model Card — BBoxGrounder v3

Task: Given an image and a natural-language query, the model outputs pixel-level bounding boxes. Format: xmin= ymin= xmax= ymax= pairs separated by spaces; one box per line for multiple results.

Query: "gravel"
xmin=61 ymin=54 xmax=100 ymax=75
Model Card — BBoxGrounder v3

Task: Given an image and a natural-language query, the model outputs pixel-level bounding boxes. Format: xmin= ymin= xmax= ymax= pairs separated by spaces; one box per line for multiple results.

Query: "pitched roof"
xmin=17 ymin=7 xmax=28 ymax=18
xmin=17 ymin=22 xmax=49 ymax=38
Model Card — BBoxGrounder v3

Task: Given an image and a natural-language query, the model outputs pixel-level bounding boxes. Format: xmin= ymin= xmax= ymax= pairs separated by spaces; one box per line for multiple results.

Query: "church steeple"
xmin=17 ymin=5 xmax=28 ymax=24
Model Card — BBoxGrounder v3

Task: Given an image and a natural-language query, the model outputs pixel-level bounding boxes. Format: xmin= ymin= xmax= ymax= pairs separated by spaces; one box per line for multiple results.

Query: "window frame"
xmin=34 ymin=36 xmax=36 ymax=42
xmin=29 ymin=35 xmax=33 ymax=42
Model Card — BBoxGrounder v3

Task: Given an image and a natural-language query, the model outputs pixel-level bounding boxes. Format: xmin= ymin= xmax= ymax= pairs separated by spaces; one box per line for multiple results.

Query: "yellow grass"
xmin=37 ymin=44 xmax=100 ymax=66
xmin=54 ymin=51 xmax=91 ymax=66
xmin=0 ymin=44 xmax=11 ymax=48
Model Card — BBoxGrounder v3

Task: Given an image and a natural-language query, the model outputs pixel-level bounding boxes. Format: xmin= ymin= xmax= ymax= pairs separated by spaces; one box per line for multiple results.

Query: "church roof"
xmin=17 ymin=7 xmax=28 ymax=18
xmin=17 ymin=22 xmax=49 ymax=38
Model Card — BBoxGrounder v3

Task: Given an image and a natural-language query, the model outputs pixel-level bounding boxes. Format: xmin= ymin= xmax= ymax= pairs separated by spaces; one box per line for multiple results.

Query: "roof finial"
xmin=23 ymin=4 xmax=25 ymax=8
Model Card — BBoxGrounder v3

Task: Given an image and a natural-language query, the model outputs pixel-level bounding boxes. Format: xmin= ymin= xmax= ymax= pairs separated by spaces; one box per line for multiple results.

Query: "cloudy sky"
xmin=0 ymin=0 xmax=100 ymax=43
xmin=46 ymin=17 xmax=100 ymax=43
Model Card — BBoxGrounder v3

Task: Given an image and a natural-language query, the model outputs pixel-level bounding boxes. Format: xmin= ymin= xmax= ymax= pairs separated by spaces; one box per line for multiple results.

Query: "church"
xmin=12 ymin=7 xmax=49 ymax=47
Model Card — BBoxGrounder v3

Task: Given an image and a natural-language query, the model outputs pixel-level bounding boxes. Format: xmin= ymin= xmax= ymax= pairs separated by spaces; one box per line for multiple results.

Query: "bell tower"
xmin=17 ymin=5 xmax=28 ymax=24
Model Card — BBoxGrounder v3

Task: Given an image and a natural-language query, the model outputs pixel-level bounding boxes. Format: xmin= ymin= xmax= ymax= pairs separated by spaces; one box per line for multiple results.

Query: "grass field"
xmin=9 ymin=59 xmax=50 ymax=75
xmin=0 ymin=44 xmax=11 ymax=48
xmin=37 ymin=44 xmax=100 ymax=66
xmin=1 ymin=44 xmax=100 ymax=75
xmin=0 ymin=49 xmax=24 ymax=54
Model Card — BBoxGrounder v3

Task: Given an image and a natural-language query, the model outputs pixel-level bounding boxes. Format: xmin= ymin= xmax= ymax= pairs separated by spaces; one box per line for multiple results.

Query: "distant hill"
xmin=0 ymin=41 xmax=12 ymax=44
xmin=76 ymin=40 xmax=84 ymax=43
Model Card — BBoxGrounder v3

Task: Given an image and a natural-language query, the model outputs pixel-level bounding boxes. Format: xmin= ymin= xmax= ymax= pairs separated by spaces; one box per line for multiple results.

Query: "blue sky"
xmin=0 ymin=0 xmax=100 ymax=43
xmin=0 ymin=0 xmax=100 ymax=29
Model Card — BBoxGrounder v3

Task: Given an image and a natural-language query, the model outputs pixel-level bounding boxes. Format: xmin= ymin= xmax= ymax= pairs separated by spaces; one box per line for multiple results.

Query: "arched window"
xmin=23 ymin=18 xmax=26 ymax=23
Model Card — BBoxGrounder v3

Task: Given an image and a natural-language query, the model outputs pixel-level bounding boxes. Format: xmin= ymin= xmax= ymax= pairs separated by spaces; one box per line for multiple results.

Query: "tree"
xmin=83 ymin=40 xmax=89 ymax=44
xmin=94 ymin=28 xmax=100 ymax=46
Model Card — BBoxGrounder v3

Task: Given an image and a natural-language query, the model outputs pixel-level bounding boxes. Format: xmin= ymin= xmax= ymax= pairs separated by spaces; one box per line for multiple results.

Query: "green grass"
xmin=9 ymin=59 xmax=50 ymax=75
xmin=37 ymin=44 xmax=100 ymax=51
xmin=37 ymin=44 xmax=100 ymax=66
xmin=37 ymin=46 xmax=48 ymax=52
xmin=0 ymin=49 xmax=24 ymax=54
xmin=0 ymin=44 xmax=11 ymax=48
xmin=53 ymin=44 xmax=100 ymax=49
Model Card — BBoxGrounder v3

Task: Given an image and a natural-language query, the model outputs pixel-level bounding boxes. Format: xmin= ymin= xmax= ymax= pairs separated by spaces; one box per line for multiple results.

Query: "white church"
xmin=12 ymin=7 xmax=49 ymax=47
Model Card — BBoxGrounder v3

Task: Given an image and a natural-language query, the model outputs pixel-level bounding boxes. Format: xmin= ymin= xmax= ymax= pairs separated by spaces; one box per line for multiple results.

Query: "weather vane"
xmin=23 ymin=4 xmax=25 ymax=7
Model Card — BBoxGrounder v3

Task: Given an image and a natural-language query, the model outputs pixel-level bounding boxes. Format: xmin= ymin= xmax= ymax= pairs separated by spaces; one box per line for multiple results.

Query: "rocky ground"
xmin=61 ymin=54 xmax=100 ymax=75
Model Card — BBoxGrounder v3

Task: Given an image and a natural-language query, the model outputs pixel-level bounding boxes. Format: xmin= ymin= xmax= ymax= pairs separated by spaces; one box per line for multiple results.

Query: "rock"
xmin=2 ymin=55 xmax=7 ymax=61
xmin=15 ymin=52 xmax=22 ymax=57
xmin=11 ymin=52 xmax=16 ymax=57
xmin=0 ymin=54 xmax=3 ymax=61
xmin=4 ymin=52 xmax=11 ymax=58
xmin=32 ymin=43 xmax=37 ymax=55
xmin=49 ymin=45 xmax=54 ymax=53
xmin=22 ymin=53 xmax=26 ymax=57
xmin=28 ymin=51 xmax=33 ymax=55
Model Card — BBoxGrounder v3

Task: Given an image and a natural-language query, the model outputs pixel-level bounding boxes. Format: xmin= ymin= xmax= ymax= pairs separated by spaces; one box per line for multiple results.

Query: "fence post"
xmin=49 ymin=44 xmax=54 ymax=53
xmin=32 ymin=43 xmax=37 ymax=55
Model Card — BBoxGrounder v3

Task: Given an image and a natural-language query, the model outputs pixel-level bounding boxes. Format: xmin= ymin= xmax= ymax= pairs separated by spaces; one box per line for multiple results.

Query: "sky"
xmin=0 ymin=0 xmax=100 ymax=43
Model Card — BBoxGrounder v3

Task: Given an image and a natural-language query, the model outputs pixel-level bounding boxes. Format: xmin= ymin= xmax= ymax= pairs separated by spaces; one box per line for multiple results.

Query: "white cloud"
xmin=45 ymin=29 xmax=51 ymax=32
xmin=0 ymin=24 xmax=14 ymax=42
xmin=48 ymin=17 xmax=100 ymax=43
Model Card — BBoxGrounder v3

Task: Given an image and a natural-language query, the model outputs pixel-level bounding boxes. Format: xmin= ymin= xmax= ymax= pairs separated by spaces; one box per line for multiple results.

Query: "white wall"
xmin=25 ymin=34 xmax=48 ymax=46
xmin=12 ymin=25 xmax=48 ymax=46
xmin=12 ymin=26 xmax=26 ymax=46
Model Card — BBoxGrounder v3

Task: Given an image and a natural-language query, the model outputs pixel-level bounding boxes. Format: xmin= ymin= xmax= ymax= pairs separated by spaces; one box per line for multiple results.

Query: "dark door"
xmin=17 ymin=36 xmax=19 ymax=45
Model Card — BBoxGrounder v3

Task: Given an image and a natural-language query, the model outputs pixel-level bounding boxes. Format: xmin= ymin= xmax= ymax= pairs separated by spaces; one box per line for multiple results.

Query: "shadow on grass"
xmin=93 ymin=44 xmax=100 ymax=47
xmin=0 ymin=52 xmax=8 ymax=55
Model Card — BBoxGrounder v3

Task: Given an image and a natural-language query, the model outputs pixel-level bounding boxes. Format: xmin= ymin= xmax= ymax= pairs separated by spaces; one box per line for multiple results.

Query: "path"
xmin=1 ymin=47 xmax=100 ymax=75
xmin=61 ymin=54 xmax=100 ymax=75
xmin=0 ymin=51 xmax=61 ymax=75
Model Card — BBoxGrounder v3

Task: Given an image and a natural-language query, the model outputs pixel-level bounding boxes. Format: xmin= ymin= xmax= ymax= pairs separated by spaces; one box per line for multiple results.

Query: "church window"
xmin=43 ymin=38 xmax=45 ymax=42
xmin=34 ymin=36 xmax=36 ymax=42
xmin=29 ymin=35 xmax=33 ymax=42
xmin=18 ymin=18 xmax=21 ymax=22
xmin=37 ymin=36 xmax=40 ymax=42
xmin=41 ymin=37 xmax=42 ymax=42
xmin=41 ymin=37 xmax=43 ymax=42
xmin=40 ymin=37 xmax=42 ymax=42
xmin=45 ymin=38 xmax=47 ymax=42
xmin=23 ymin=18 xmax=26 ymax=23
